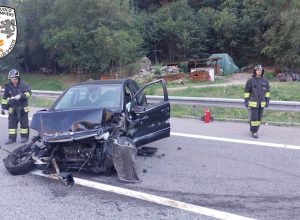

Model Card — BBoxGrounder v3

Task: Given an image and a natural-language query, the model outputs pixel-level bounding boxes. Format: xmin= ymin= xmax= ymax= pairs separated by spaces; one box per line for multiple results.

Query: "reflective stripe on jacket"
xmin=1 ymin=80 xmax=32 ymax=110
xmin=244 ymin=76 xmax=270 ymax=108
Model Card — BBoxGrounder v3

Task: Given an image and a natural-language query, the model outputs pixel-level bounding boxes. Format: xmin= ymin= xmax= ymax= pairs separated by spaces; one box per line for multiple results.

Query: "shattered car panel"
xmin=31 ymin=108 xmax=104 ymax=133
xmin=3 ymin=79 xmax=170 ymax=184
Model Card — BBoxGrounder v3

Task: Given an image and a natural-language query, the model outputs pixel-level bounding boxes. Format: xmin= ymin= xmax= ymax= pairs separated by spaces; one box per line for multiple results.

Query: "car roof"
xmin=72 ymin=79 xmax=131 ymax=87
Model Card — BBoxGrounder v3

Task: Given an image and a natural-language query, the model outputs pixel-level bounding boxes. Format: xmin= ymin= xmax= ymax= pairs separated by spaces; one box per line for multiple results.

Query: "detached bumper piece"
xmin=51 ymin=158 xmax=74 ymax=186
xmin=112 ymin=137 xmax=140 ymax=183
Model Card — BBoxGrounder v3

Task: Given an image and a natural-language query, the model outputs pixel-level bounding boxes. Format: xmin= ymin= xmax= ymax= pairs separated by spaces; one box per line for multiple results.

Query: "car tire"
xmin=4 ymin=144 xmax=35 ymax=175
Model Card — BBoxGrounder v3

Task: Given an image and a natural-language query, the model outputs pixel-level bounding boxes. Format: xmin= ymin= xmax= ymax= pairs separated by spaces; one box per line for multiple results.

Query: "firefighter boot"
xmin=252 ymin=132 xmax=258 ymax=138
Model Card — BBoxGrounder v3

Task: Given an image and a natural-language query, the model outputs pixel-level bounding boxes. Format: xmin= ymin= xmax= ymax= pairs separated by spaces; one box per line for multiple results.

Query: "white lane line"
xmin=171 ymin=132 xmax=300 ymax=150
xmin=31 ymin=170 xmax=254 ymax=220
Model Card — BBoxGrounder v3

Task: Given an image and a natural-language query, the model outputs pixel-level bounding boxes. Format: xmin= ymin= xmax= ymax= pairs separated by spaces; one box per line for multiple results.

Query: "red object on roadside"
xmin=204 ymin=108 xmax=210 ymax=123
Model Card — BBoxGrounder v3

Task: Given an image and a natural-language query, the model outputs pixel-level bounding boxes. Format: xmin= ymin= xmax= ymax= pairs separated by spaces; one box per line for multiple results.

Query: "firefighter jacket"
xmin=244 ymin=76 xmax=270 ymax=108
xmin=1 ymin=80 xmax=31 ymax=111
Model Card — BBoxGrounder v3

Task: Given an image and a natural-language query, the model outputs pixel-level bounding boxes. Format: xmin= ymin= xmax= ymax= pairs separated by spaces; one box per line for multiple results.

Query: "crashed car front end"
xmin=29 ymin=79 xmax=169 ymax=183
xmin=41 ymin=128 xmax=106 ymax=143
xmin=2 ymin=79 xmax=170 ymax=185
xmin=29 ymin=107 xmax=140 ymax=182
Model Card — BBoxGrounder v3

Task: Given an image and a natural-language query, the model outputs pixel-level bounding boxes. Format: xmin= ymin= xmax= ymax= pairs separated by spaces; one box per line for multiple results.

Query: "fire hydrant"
xmin=204 ymin=108 xmax=211 ymax=123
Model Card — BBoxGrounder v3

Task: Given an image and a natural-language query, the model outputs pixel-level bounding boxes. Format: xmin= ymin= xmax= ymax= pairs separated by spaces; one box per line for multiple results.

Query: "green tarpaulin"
xmin=208 ymin=53 xmax=239 ymax=75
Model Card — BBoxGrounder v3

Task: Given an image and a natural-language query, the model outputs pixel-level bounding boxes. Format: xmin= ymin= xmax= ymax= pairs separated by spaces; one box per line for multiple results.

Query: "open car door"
xmin=126 ymin=79 xmax=170 ymax=147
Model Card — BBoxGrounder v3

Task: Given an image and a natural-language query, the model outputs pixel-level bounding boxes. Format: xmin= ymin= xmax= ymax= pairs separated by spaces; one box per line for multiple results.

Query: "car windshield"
xmin=54 ymin=84 xmax=122 ymax=110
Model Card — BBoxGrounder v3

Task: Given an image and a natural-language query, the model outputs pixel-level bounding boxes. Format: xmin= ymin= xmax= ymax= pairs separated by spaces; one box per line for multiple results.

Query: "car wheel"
xmin=3 ymin=144 xmax=35 ymax=175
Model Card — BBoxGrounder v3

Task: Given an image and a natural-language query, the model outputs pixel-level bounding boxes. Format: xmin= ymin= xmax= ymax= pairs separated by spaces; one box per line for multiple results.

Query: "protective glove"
xmin=7 ymin=96 xmax=16 ymax=103
xmin=1 ymin=109 xmax=5 ymax=115
xmin=265 ymin=102 xmax=269 ymax=108
xmin=14 ymin=94 xmax=21 ymax=100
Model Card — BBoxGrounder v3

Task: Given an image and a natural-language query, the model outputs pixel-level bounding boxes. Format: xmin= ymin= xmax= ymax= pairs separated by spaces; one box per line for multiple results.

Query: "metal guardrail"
xmin=1 ymin=89 xmax=300 ymax=112
xmin=147 ymin=96 xmax=300 ymax=112
xmin=31 ymin=90 xmax=63 ymax=98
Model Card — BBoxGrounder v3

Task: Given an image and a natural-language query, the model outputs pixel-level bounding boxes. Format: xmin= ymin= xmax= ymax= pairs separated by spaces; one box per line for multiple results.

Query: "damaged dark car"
xmin=3 ymin=79 xmax=170 ymax=185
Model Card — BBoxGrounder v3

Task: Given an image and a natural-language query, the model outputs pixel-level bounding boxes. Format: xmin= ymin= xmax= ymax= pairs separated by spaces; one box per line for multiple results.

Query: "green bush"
xmin=124 ymin=63 xmax=140 ymax=77
xmin=178 ymin=62 xmax=188 ymax=74
xmin=154 ymin=66 xmax=162 ymax=76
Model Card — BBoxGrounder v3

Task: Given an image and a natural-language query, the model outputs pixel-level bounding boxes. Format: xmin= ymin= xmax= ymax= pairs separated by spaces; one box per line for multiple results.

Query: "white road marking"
xmin=171 ymin=132 xmax=300 ymax=150
xmin=31 ymin=170 xmax=254 ymax=220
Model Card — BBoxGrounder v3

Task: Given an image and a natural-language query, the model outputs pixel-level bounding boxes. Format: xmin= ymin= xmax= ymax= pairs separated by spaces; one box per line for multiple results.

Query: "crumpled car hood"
xmin=30 ymin=108 xmax=104 ymax=133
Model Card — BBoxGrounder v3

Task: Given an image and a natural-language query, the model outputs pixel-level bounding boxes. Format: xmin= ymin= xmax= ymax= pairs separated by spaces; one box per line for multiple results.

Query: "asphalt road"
xmin=0 ymin=114 xmax=300 ymax=220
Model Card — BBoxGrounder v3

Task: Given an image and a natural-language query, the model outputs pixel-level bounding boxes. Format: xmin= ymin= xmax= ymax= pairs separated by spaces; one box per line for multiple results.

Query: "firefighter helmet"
xmin=8 ymin=69 xmax=20 ymax=79
xmin=254 ymin=64 xmax=263 ymax=71
xmin=253 ymin=64 xmax=264 ymax=76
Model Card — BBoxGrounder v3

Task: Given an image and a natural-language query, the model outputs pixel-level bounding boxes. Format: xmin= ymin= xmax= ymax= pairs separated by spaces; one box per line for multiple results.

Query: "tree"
xmin=209 ymin=0 xmax=267 ymax=66
xmin=1 ymin=0 xmax=299 ymax=74
xmin=41 ymin=0 xmax=143 ymax=74
xmin=262 ymin=0 xmax=300 ymax=68
xmin=137 ymin=0 xmax=211 ymax=63
xmin=188 ymin=0 xmax=222 ymax=10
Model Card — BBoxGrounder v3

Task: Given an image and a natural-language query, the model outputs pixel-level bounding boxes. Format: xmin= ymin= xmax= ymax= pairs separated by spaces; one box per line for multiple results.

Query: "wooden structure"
xmin=156 ymin=73 xmax=184 ymax=81
xmin=189 ymin=70 xmax=210 ymax=81
xmin=165 ymin=57 xmax=222 ymax=75
xmin=187 ymin=58 xmax=221 ymax=75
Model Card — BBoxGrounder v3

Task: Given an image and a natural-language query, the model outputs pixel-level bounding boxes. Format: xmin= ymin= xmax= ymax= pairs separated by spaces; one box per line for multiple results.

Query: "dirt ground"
xmin=167 ymin=72 xmax=252 ymax=91
xmin=223 ymin=72 xmax=252 ymax=84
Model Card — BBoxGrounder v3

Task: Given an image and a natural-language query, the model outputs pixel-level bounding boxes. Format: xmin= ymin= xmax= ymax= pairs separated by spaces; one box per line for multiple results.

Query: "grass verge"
xmin=29 ymin=97 xmax=55 ymax=108
xmin=166 ymin=82 xmax=300 ymax=101
xmin=171 ymin=105 xmax=300 ymax=126
xmin=0 ymin=73 xmax=77 ymax=91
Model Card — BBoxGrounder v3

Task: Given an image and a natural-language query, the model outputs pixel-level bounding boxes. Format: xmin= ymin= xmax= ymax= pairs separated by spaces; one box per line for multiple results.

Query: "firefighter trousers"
xmin=8 ymin=107 xmax=29 ymax=140
xmin=249 ymin=107 xmax=264 ymax=133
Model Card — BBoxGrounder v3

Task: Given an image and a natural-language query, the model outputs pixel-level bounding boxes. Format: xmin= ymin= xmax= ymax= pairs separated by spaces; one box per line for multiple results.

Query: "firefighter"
xmin=1 ymin=69 xmax=32 ymax=144
xmin=244 ymin=65 xmax=270 ymax=138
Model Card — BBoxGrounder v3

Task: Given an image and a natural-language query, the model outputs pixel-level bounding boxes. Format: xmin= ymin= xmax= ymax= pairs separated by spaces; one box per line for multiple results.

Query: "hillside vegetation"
xmin=1 ymin=0 xmax=299 ymax=77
